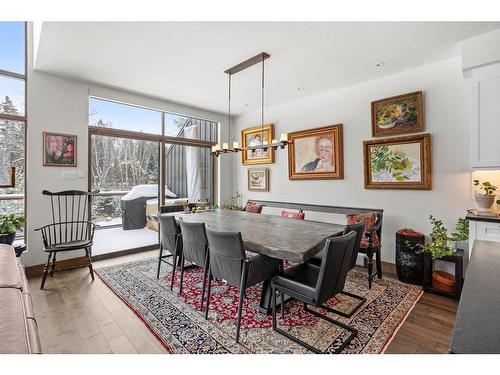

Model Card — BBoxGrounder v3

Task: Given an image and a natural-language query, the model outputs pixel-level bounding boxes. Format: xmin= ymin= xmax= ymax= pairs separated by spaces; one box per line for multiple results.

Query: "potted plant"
xmin=451 ymin=217 xmax=469 ymax=251
xmin=419 ymin=215 xmax=456 ymax=259
xmin=473 ymin=179 xmax=497 ymax=211
xmin=223 ymin=191 xmax=244 ymax=211
xmin=0 ymin=214 xmax=25 ymax=245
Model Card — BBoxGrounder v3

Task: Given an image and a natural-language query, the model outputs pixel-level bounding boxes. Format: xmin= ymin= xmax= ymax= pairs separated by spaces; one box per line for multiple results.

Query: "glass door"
xmin=90 ymin=133 xmax=160 ymax=256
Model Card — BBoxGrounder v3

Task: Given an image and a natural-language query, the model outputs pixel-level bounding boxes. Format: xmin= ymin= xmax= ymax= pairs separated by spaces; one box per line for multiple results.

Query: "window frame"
xmin=88 ymin=96 xmax=218 ymax=232
xmin=0 ymin=22 xmax=27 ymax=241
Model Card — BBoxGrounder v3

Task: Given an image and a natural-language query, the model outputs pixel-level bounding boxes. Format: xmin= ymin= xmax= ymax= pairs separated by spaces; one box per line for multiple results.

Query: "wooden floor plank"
xmin=28 ymin=249 xmax=457 ymax=354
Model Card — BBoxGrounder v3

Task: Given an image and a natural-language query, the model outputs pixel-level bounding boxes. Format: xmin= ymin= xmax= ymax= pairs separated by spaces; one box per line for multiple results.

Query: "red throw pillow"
xmin=281 ymin=210 xmax=305 ymax=220
xmin=244 ymin=202 xmax=263 ymax=213
xmin=345 ymin=212 xmax=381 ymax=249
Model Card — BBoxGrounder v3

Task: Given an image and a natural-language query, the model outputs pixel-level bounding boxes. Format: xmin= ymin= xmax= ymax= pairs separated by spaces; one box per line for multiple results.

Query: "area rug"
xmin=95 ymin=257 xmax=422 ymax=354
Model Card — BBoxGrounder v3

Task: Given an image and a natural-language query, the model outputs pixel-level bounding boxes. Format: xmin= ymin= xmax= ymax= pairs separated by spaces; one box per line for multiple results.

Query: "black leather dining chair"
xmin=307 ymin=222 xmax=366 ymax=318
xmin=271 ymin=231 xmax=358 ymax=354
xmin=177 ymin=219 xmax=210 ymax=311
xmin=205 ymin=228 xmax=281 ymax=343
xmin=156 ymin=215 xmax=182 ymax=281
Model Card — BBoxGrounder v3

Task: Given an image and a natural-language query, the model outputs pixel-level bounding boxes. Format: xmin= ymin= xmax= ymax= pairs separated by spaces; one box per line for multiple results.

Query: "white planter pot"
xmin=474 ymin=194 xmax=496 ymax=210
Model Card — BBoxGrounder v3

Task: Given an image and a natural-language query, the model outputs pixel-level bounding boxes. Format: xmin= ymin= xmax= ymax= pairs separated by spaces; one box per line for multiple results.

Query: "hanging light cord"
xmin=261 ymin=54 xmax=265 ymax=139
xmin=228 ymin=72 xmax=232 ymax=147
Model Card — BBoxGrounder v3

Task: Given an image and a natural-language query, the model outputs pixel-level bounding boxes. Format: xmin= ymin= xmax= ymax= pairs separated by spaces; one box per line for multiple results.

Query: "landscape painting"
xmin=43 ymin=132 xmax=77 ymax=167
xmin=371 ymin=91 xmax=423 ymax=137
xmin=241 ymin=124 xmax=275 ymax=165
xmin=247 ymin=168 xmax=269 ymax=191
xmin=363 ymin=133 xmax=431 ymax=190
xmin=288 ymin=124 xmax=343 ymax=180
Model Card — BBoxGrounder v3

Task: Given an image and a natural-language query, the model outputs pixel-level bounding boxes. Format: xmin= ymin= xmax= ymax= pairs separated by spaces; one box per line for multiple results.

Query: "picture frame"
xmin=363 ymin=133 xmax=432 ymax=190
xmin=247 ymin=168 xmax=269 ymax=192
xmin=371 ymin=91 xmax=424 ymax=137
xmin=288 ymin=124 xmax=343 ymax=180
xmin=0 ymin=167 xmax=15 ymax=188
xmin=241 ymin=124 xmax=275 ymax=165
xmin=43 ymin=132 xmax=77 ymax=167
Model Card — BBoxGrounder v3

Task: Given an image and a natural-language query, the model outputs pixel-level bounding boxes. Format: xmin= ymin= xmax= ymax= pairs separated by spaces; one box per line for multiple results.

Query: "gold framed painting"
xmin=241 ymin=124 xmax=275 ymax=165
xmin=43 ymin=132 xmax=77 ymax=167
xmin=247 ymin=168 xmax=269 ymax=192
xmin=371 ymin=91 xmax=424 ymax=137
xmin=363 ymin=133 xmax=432 ymax=190
xmin=288 ymin=124 xmax=343 ymax=180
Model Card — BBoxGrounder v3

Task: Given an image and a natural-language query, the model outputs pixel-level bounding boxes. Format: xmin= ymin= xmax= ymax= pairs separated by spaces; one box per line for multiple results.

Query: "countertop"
xmin=449 ymin=240 xmax=500 ymax=353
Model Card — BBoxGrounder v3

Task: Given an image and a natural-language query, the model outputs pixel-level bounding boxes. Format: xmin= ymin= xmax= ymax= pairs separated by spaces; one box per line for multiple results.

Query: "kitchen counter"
xmin=449 ymin=240 xmax=500 ymax=353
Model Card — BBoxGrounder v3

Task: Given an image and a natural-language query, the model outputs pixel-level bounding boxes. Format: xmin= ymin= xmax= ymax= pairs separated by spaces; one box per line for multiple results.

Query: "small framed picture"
xmin=241 ymin=124 xmax=275 ymax=165
xmin=43 ymin=132 xmax=77 ymax=167
xmin=371 ymin=91 xmax=424 ymax=137
xmin=288 ymin=124 xmax=343 ymax=180
xmin=363 ymin=133 xmax=432 ymax=190
xmin=248 ymin=168 xmax=269 ymax=192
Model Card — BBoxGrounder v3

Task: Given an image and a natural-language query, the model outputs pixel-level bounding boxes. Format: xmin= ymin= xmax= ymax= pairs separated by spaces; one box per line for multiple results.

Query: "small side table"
xmin=423 ymin=249 xmax=463 ymax=300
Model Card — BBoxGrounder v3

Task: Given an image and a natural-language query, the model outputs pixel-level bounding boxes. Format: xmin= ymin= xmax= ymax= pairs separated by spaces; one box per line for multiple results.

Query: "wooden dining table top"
xmin=157 ymin=209 xmax=344 ymax=263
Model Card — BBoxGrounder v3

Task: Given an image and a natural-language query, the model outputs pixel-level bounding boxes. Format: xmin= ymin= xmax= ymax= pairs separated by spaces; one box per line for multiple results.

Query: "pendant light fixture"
xmin=212 ymin=52 xmax=291 ymax=157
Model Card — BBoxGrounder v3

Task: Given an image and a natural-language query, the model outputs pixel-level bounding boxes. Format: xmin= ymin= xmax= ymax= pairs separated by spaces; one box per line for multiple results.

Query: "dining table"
xmin=154 ymin=209 xmax=344 ymax=314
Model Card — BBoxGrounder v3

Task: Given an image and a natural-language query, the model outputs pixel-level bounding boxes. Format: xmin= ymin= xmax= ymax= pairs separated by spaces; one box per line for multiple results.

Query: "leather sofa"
xmin=0 ymin=244 xmax=42 ymax=354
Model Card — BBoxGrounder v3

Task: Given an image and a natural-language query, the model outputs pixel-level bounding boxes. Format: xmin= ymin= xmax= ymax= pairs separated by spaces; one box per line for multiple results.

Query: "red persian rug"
xmin=95 ymin=257 xmax=422 ymax=354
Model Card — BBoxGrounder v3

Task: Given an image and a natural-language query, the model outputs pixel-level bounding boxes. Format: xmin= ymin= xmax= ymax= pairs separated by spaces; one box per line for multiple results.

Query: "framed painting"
xmin=371 ymin=91 xmax=423 ymax=137
xmin=241 ymin=124 xmax=275 ymax=165
xmin=247 ymin=168 xmax=269 ymax=192
xmin=43 ymin=132 xmax=77 ymax=167
xmin=288 ymin=124 xmax=343 ymax=180
xmin=363 ymin=133 xmax=432 ymax=190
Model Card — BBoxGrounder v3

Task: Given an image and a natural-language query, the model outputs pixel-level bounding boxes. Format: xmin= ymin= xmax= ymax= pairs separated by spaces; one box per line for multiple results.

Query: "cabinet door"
xmin=476 ymin=221 xmax=500 ymax=243
xmin=471 ymin=63 xmax=500 ymax=168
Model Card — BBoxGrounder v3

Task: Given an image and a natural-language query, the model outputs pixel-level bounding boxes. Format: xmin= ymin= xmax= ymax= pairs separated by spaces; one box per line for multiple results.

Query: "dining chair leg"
xmin=271 ymin=286 xmax=277 ymax=329
xmin=280 ymin=291 xmax=285 ymax=318
xmin=235 ymin=287 xmax=245 ymax=343
xmin=366 ymin=250 xmax=374 ymax=289
xmin=40 ymin=253 xmax=52 ymax=290
xmin=50 ymin=251 xmax=57 ymax=277
xmin=86 ymin=247 xmax=95 ymax=281
xmin=156 ymin=244 xmax=163 ymax=280
xmin=235 ymin=263 xmax=249 ymax=343
xmin=375 ymin=248 xmax=383 ymax=279
xmin=178 ymin=252 xmax=185 ymax=296
xmin=200 ymin=251 xmax=209 ymax=311
xmin=205 ymin=270 xmax=212 ymax=320
xmin=170 ymin=249 xmax=178 ymax=291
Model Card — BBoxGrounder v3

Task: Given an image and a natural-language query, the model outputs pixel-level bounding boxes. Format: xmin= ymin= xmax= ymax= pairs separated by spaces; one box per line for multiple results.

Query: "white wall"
xmin=24 ymin=24 xmax=232 ymax=267
xmin=232 ymin=57 xmax=473 ymax=264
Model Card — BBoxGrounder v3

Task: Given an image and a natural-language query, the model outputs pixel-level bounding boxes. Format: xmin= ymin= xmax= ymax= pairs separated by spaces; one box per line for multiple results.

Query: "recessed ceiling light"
xmin=374 ymin=62 xmax=385 ymax=69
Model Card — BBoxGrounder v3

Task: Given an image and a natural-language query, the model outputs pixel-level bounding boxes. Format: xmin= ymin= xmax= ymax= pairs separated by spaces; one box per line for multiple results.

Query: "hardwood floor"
xmin=28 ymin=250 xmax=457 ymax=354
xmin=29 ymin=250 xmax=166 ymax=354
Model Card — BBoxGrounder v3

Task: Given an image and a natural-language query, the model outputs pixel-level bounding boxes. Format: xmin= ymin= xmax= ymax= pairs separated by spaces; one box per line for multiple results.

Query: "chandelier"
xmin=211 ymin=52 xmax=291 ymax=157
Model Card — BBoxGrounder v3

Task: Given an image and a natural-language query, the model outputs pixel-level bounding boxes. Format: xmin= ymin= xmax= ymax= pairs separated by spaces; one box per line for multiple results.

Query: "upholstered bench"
xmin=0 ymin=244 xmax=41 ymax=354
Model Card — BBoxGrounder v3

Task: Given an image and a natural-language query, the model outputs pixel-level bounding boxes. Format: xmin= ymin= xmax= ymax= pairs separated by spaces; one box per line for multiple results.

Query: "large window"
xmin=89 ymin=97 xmax=217 ymax=234
xmin=0 ymin=22 xmax=26 ymax=237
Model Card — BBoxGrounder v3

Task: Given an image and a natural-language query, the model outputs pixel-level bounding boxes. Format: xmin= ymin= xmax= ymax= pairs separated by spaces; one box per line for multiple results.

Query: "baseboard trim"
xmin=25 ymin=256 xmax=89 ymax=279
xmin=25 ymin=244 xmax=159 ymax=279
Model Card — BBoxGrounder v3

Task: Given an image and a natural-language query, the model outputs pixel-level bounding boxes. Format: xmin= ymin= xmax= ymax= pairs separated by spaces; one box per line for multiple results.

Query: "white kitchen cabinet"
xmin=470 ymin=62 xmax=500 ymax=168
xmin=468 ymin=218 xmax=500 ymax=258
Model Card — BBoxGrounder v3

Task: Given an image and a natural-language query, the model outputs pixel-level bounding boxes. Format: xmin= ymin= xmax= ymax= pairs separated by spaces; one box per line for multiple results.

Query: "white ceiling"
xmin=35 ymin=22 xmax=500 ymax=115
